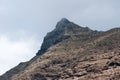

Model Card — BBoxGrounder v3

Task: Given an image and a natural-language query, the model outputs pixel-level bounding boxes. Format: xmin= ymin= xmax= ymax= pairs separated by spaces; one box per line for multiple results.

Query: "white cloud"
xmin=0 ymin=34 xmax=40 ymax=75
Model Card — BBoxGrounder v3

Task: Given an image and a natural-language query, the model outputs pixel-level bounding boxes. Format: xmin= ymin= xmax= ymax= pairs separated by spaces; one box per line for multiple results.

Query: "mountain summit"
xmin=0 ymin=19 xmax=120 ymax=80
xmin=37 ymin=18 xmax=97 ymax=55
xmin=56 ymin=18 xmax=70 ymax=26
xmin=37 ymin=18 xmax=80 ymax=55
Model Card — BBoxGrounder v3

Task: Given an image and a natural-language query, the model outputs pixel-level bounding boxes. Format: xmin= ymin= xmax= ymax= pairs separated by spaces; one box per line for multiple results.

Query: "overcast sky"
xmin=0 ymin=0 xmax=120 ymax=75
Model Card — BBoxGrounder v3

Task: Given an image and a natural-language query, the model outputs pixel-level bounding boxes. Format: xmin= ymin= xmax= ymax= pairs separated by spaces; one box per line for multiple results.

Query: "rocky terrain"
xmin=0 ymin=18 xmax=120 ymax=80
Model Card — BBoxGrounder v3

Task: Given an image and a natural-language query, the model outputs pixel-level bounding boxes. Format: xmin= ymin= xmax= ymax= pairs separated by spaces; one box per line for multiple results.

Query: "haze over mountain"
xmin=0 ymin=18 xmax=120 ymax=80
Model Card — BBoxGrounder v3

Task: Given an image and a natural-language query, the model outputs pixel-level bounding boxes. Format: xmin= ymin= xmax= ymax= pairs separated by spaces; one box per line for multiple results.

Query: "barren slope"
xmin=0 ymin=19 xmax=120 ymax=80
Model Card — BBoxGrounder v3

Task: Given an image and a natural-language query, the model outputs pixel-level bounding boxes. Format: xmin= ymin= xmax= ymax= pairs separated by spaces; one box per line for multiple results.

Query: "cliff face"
xmin=0 ymin=18 xmax=120 ymax=80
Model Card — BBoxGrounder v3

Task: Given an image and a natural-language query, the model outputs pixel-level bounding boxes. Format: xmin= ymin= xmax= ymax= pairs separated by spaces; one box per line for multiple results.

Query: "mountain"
xmin=0 ymin=18 xmax=120 ymax=80
xmin=37 ymin=18 xmax=99 ymax=55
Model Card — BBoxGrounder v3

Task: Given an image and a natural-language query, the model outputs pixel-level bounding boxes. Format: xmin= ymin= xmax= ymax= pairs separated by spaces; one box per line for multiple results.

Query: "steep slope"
xmin=0 ymin=18 xmax=120 ymax=80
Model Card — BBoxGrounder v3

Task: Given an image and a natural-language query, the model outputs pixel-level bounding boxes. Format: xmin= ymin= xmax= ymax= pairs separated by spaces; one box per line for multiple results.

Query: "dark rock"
xmin=108 ymin=61 xmax=120 ymax=66
xmin=46 ymin=74 xmax=60 ymax=79
xmin=32 ymin=73 xmax=46 ymax=80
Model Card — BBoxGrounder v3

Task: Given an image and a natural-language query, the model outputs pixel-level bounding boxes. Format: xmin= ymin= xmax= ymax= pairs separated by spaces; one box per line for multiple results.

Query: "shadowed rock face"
xmin=37 ymin=18 xmax=72 ymax=55
xmin=37 ymin=18 xmax=98 ymax=55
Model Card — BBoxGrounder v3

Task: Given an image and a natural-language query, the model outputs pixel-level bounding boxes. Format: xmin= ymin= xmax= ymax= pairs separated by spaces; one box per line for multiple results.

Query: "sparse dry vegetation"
xmin=0 ymin=19 xmax=120 ymax=80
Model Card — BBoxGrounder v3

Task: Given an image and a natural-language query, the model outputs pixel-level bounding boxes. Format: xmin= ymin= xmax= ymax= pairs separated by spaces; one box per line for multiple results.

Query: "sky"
xmin=0 ymin=0 xmax=120 ymax=75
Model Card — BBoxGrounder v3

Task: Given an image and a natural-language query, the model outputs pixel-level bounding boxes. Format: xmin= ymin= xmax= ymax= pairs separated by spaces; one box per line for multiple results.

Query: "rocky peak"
xmin=59 ymin=18 xmax=70 ymax=23
xmin=55 ymin=18 xmax=70 ymax=31
xmin=37 ymin=18 xmax=98 ymax=55
xmin=37 ymin=18 xmax=73 ymax=55
xmin=55 ymin=18 xmax=80 ymax=32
